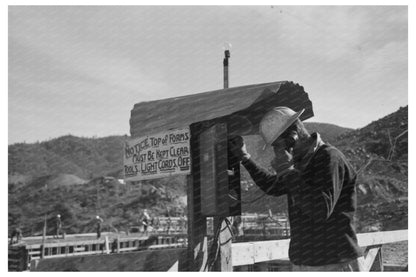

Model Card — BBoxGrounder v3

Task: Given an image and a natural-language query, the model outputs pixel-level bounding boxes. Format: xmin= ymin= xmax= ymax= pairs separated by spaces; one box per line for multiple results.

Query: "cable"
xmin=204 ymin=217 xmax=234 ymax=271
xmin=220 ymin=218 xmax=234 ymax=246
xmin=205 ymin=219 xmax=222 ymax=271
xmin=228 ymin=191 xmax=268 ymax=204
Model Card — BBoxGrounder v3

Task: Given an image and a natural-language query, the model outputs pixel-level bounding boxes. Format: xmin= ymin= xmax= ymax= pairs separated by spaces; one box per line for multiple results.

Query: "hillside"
xmin=335 ymin=106 xmax=408 ymax=231
xmin=8 ymin=106 xmax=408 ymax=235
xmin=8 ymin=135 xmax=126 ymax=179
xmin=304 ymin=122 xmax=353 ymax=144
xmin=8 ymin=175 xmax=187 ymax=236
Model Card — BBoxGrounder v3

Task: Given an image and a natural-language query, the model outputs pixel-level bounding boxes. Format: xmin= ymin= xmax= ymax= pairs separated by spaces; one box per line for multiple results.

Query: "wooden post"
xmin=116 ymin=236 xmax=120 ymax=253
xmin=187 ymin=121 xmax=238 ymax=271
xmin=370 ymin=245 xmax=383 ymax=271
xmin=186 ymin=124 xmax=208 ymax=271
xmin=104 ymin=236 xmax=110 ymax=254
xmin=210 ymin=122 xmax=234 ymax=271
xmin=362 ymin=245 xmax=383 ymax=271
xmin=40 ymin=214 xmax=47 ymax=259
xmin=213 ymin=217 xmax=233 ymax=271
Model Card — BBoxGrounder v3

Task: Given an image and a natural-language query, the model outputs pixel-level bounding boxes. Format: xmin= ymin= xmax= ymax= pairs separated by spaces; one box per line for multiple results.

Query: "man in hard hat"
xmin=54 ymin=214 xmax=62 ymax=239
xmin=229 ymin=106 xmax=363 ymax=271
xmin=141 ymin=209 xmax=151 ymax=234
xmin=10 ymin=227 xmax=23 ymax=245
xmin=95 ymin=215 xmax=104 ymax=239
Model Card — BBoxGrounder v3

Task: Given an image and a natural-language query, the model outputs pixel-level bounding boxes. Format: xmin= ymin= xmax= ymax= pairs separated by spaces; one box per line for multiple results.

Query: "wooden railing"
xmin=8 ymin=233 xmax=187 ymax=271
xmin=9 ymin=230 xmax=407 ymax=271
xmin=231 ymin=230 xmax=408 ymax=271
xmin=26 ymin=234 xmax=187 ymax=260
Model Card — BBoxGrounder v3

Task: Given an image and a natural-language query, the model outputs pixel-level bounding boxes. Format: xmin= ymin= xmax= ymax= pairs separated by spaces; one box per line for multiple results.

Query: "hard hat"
xmin=96 ymin=215 xmax=100 ymax=219
xmin=57 ymin=214 xmax=61 ymax=218
xmin=259 ymin=107 xmax=305 ymax=145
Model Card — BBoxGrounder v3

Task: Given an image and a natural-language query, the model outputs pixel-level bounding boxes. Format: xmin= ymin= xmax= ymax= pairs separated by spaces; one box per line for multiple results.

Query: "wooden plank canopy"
xmin=130 ymin=81 xmax=314 ymax=138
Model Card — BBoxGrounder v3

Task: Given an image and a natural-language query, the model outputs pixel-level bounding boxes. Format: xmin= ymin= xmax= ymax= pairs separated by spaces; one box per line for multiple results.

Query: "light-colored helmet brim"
xmin=267 ymin=108 xmax=305 ymax=145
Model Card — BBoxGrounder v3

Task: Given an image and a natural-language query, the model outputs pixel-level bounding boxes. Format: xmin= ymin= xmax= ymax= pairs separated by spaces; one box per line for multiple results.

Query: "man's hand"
xmin=271 ymin=140 xmax=294 ymax=176
xmin=228 ymin=135 xmax=251 ymax=162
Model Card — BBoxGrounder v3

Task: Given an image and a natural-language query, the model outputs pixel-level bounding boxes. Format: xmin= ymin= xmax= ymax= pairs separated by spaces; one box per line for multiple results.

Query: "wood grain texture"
xmin=130 ymin=81 xmax=313 ymax=138
xmin=231 ymin=230 xmax=407 ymax=267
xmin=186 ymin=124 xmax=208 ymax=271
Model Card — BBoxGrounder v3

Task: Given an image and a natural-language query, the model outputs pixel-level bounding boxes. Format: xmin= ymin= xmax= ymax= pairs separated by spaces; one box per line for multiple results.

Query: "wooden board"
xmin=199 ymin=124 xmax=229 ymax=216
xmin=186 ymin=124 xmax=208 ymax=271
xmin=231 ymin=230 xmax=408 ymax=267
xmin=123 ymin=127 xmax=191 ymax=181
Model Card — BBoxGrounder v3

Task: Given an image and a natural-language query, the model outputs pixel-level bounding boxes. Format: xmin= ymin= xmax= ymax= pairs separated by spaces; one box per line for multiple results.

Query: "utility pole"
xmin=41 ymin=184 xmax=48 ymax=258
xmin=223 ymin=46 xmax=230 ymax=89
xmin=96 ymin=178 xmax=100 ymax=215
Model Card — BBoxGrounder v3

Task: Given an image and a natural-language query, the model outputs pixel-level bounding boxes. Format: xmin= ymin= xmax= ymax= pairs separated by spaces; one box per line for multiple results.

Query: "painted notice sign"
xmin=123 ymin=128 xmax=191 ymax=181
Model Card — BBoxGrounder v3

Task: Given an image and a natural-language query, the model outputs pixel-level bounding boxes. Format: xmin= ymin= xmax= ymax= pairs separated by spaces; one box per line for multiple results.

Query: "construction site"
xmin=8 ymin=6 xmax=408 ymax=272
xmin=9 ymin=77 xmax=408 ymax=271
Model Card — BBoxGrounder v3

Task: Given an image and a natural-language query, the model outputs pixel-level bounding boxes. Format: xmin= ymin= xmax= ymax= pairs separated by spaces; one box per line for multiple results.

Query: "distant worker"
xmin=10 ymin=227 xmax=23 ymax=245
xmin=231 ymin=216 xmax=243 ymax=242
xmin=178 ymin=215 xmax=186 ymax=232
xmin=153 ymin=216 xmax=160 ymax=233
xmin=95 ymin=215 xmax=104 ymax=239
xmin=166 ymin=216 xmax=172 ymax=234
xmin=111 ymin=238 xmax=118 ymax=253
xmin=141 ymin=209 xmax=151 ymax=234
xmin=54 ymin=214 xmax=62 ymax=239
xmin=229 ymin=106 xmax=363 ymax=271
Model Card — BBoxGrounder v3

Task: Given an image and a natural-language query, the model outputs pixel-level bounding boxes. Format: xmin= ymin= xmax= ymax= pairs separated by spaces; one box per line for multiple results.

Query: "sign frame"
xmin=123 ymin=127 xmax=191 ymax=181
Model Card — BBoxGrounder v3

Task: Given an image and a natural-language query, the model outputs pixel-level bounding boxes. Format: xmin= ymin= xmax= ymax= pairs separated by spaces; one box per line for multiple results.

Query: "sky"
xmin=8 ymin=5 xmax=408 ymax=144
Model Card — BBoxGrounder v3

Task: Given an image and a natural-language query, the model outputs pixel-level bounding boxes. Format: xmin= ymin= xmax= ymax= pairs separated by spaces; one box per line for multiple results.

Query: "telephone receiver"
xmin=227 ymin=135 xmax=243 ymax=158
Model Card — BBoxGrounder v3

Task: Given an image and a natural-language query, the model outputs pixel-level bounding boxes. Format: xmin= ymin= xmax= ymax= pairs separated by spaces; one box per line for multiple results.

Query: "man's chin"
xmin=292 ymin=150 xmax=302 ymax=163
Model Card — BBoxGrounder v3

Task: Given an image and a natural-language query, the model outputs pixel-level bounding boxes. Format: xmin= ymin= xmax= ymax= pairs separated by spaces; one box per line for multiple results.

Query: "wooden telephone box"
xmin=199 ymin=123 xmax=241 ymax=217
xmin=129 ymin=81 xmax=314 ymax=271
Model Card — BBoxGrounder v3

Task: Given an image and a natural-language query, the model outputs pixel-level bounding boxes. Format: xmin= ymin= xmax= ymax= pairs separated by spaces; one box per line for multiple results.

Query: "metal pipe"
xmin=223 ymin=50 xmax=230 ymax=89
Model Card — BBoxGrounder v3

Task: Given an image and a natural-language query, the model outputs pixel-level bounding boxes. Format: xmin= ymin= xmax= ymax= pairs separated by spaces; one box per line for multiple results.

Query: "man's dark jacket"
xmin=242 ymin=142 xmax=363 ymax=266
